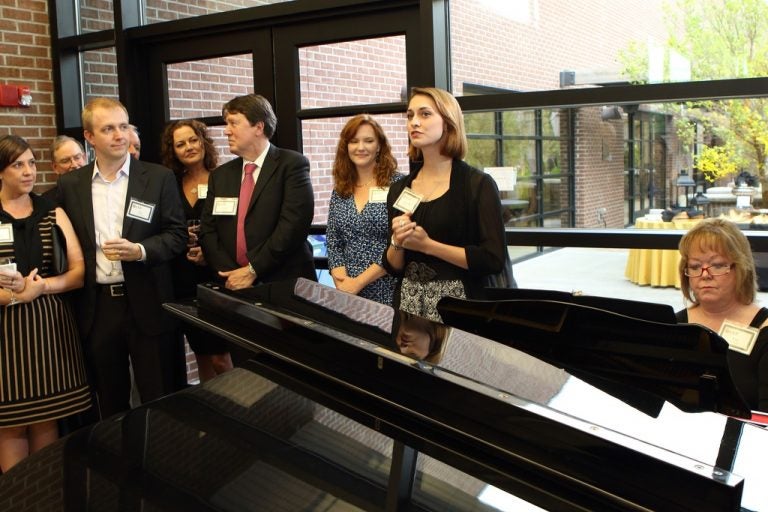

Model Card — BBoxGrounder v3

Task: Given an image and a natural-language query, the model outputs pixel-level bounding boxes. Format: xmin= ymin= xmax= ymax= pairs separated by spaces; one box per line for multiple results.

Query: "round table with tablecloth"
xmin=624 ymin=219 xmax=701 ymax=288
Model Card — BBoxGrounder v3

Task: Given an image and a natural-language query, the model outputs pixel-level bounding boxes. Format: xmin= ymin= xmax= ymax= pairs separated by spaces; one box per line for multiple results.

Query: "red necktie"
xmin=236 ymin=163 xmax=257 ymax=267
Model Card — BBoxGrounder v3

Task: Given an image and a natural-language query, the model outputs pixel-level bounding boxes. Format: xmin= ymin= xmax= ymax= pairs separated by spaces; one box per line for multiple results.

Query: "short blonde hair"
xmin=408 ymin=87 xmax=467 ymax=161
xmin=82 ymin=98 xmax=128 ymax=132
xmin=678 ymin=218 xmax=757 ymax=305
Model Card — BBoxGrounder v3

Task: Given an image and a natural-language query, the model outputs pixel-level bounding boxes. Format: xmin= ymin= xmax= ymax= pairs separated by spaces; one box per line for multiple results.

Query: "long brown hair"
xmin=160 ymin=119 xmax=218 ymax=177
xmin=332 ymin=114 xmax=398 ymax=197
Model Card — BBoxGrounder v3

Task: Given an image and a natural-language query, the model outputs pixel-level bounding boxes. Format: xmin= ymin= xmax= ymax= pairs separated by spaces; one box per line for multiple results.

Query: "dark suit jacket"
xmin=200 ymin=144 xmax=316 ymax=283
xmin=57 ymin=158 xmax=187 ymax=337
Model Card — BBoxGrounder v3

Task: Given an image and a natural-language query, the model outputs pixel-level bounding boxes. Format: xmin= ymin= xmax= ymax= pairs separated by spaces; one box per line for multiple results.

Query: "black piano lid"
xmin=185 ymin=279 xmax=768 ymax=510
xmin=436 ymin=295 xmax=750 ymax=419
xmin=484 ymin=287 xmax=678 ymax=324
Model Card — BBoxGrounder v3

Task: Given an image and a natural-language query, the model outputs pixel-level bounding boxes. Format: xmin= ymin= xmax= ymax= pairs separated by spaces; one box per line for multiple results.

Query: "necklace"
xmin=184 ymin=171 xmax=208 ymax=195
xmin=418 ymin=178 xmax=448 ymax=201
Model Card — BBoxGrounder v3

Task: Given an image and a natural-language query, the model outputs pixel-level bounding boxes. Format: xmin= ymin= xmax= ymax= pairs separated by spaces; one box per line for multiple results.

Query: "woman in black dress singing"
xmin=161 ymin=120 xmax=232 ymax=382
xmin=0 ymin=135 xmax=90 ymax=472
xmin=383 ymin=87 xmax=507 ymax=322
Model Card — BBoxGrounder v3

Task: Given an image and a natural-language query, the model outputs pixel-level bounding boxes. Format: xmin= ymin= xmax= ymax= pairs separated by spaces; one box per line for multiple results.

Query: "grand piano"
xmin=2 ymin=278 xmax=766 ymax=511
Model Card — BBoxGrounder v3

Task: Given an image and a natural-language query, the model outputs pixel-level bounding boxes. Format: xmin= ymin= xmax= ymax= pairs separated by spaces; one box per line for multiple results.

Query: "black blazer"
xmin=200 ymin=144 xmax=316 ymax=283
xmin=57 ymin=158 xmax=187 ymax=337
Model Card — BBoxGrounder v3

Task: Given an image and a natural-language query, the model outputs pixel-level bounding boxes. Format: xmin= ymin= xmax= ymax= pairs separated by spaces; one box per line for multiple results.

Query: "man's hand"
xmin=102 ymin=237 xmax=142 ymax=261
xmin=219 ymin=266 xmax=257 ymax=290
xmin=186 ymin=246 xmax=206 ymax=266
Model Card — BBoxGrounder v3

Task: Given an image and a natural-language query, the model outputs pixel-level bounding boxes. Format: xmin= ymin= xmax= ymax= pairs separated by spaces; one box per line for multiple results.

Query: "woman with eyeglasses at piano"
xmin=676 ymin=218 xmax=768 ymax=412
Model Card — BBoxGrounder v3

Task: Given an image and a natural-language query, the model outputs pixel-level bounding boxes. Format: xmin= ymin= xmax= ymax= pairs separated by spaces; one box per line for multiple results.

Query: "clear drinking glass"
xmin=187 ymin=219 xmax=201 ymax=248
xmin=97 ymin=230 xmax=122 ymax=276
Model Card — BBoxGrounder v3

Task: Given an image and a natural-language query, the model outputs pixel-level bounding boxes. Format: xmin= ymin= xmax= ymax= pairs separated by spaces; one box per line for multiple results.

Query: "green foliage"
xmin=620 ymin=0 xmax=768 ymax=178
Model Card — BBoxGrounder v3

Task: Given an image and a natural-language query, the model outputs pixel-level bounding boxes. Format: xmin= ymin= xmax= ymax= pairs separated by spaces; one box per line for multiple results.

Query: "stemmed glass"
xmin=97 ymin=228 xmax=123 ymax=276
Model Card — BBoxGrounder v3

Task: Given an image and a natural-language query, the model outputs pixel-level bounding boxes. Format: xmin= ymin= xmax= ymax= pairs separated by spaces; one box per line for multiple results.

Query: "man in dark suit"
xmin=200 ymin=94 xmax=315 ymax=290
xmin=57 ymin=97 xmax=187 ymax=418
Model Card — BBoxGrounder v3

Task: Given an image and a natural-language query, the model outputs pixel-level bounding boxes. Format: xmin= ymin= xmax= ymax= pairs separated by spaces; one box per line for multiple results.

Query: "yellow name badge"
xmin=719 ymin=320 xmax=759 ymax=356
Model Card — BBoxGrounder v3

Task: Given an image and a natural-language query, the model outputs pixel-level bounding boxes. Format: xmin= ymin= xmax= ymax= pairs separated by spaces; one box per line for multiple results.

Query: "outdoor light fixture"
xmin=600 ymin=105 xmax=622 ymax=121
xmin=676 ymin=170 xmax=696 ymax=208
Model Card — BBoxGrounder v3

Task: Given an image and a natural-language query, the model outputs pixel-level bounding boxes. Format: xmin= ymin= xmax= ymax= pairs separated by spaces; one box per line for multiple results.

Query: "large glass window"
xmin=79 ymin=0 xmax=114 ymax=33
xmin=166 ymin=55 xmax=254 ymax=120
xmin=298 ymin=36 xmax=406 ymax=110
xmin=449 ymin=0 xmax=768 ymax=97
xmin=82 ymin=47 xmax=119 ymax=103
xmin=297 ymin=36 xmax=408 ymax=225
xmin=465 ymin=107 xmax=574 ymax=231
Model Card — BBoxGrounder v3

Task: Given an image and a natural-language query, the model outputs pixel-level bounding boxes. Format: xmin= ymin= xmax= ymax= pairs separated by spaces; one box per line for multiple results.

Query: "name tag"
xmin=719 ymin=320 xmax=759 ymax=356
xmin=0 ymin=223 xmax=14 ymax=244
xmin=213 ymin=197 xmax=238 ymax=215
xmin=393 ymin=187 xmax=423 ymax=214
xmin=197 ymin=184 xmax=208 ymax=199
xmin=126 ymin=198 xmax=156 ymax=223
xmin=369 ymin=187 xmax=389 ymax=203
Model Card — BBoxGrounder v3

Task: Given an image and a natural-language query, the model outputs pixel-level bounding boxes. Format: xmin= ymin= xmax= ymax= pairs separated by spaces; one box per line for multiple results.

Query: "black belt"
xmin=98 ymin=283 xmax=126 ymax=297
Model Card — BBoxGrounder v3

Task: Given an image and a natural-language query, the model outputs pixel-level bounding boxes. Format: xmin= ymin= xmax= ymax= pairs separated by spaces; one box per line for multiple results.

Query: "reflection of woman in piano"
xmin=395 ymin=311 xmax=449 ymax=364
xmin=384 ymin=87 xmax=506 ymax=321
xmin=676 ymin=218 xmax=768 ymax=411
xmin=327 ymin=115 xmax=402 ymax=305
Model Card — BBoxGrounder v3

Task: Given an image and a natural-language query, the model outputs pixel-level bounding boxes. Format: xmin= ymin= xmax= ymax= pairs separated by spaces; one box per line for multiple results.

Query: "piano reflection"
xmin=3 ymin=278 xmax=767 ymax=511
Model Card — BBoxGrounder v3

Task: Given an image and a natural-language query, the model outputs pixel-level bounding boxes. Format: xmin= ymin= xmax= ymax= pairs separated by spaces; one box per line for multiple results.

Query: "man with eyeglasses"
xmin=42 ymin=135 xmax=88 ymax=204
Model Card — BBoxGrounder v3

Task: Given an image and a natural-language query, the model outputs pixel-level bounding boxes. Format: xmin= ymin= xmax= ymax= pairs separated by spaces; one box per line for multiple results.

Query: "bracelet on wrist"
xmin=7 ymin=289 xmax=18 ymax=306
xmin=247 ymin=263 xmax=257 ymax=276
xmin=391 ymin=235 xmax=402 ymax=251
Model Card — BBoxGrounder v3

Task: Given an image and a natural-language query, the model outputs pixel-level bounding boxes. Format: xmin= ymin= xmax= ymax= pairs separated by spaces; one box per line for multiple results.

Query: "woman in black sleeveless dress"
xmin=0 ymin=135 xmax=91 ymax=472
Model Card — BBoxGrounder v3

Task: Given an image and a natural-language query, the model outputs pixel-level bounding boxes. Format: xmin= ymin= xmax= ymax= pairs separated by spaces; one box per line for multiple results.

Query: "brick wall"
xmin=145 ymin=0 xmax=276 ymax=24
xmin=0 ymin=0 xmax=56 ymax=191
